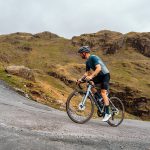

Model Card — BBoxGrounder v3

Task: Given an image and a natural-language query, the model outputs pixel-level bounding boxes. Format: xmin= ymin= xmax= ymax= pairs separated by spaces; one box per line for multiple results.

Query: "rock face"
xmin=124 ymin=32 xmax=150 ymax=57
xmin=110 ymin=83 xmax=150 ymax=120
xmin=72 ymin=30 xmax=123 ymax=54
xmin=48 ymin=71 xmax=74 ymax=86
xmin=72 ymin=30 xmax=150 ymax=57
xmin=5 ymin=66 xmax=35 ymax=81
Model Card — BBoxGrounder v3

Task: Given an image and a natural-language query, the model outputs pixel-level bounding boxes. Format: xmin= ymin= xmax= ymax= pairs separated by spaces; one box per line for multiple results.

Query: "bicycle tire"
xmin=66 ymin=89 xmax=94 ymax=124
xmin=107 ymin=97 xmax=125 ymax=127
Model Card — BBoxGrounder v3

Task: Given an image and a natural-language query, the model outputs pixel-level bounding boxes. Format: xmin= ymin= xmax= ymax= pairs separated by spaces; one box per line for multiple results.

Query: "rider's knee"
xmin=101 ymin=90 xmax=107 ymax=96
xmin=91 ymin=87 xmax=97 ymax=93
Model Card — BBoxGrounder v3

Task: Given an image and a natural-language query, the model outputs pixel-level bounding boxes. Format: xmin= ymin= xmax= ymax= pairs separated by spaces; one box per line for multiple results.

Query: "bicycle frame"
xmin=79 ymin=82 xmax=105 ymax=114
xmin=66 ymin=80 xmax=124 ymax=126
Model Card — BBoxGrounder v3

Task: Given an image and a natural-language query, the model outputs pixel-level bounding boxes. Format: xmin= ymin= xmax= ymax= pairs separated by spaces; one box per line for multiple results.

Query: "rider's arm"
xmin=77 ymin=71 xmax=89 ymax=84
xmin=80 ymin=72 xmax=89 ymax=80
xmin=88 ymin=64 xmax=101 ymax=79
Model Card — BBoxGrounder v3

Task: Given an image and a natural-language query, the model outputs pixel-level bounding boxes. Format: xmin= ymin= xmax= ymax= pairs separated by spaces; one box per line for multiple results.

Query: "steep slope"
xmin=0 ymin=30 xmax=149 ymax=120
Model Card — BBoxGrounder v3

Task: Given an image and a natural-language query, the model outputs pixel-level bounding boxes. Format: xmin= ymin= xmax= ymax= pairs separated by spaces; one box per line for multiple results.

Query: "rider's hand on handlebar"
xmin=76 ymin=79 xmax=82 ymax=85
xmin=76 ymin=75 xmax=93 ymax=85
xmin=85 ymin=75 xmax=93 ymax=81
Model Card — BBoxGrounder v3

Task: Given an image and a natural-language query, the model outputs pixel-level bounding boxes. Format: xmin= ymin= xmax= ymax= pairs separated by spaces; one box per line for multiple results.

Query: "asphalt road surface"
xmin=0 ymin=80 xmax=150 ymax=150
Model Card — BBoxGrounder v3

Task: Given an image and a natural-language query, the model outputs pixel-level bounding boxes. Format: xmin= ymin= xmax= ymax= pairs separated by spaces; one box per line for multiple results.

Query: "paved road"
xmin=0 ymin=80 xmax=150 ymax=150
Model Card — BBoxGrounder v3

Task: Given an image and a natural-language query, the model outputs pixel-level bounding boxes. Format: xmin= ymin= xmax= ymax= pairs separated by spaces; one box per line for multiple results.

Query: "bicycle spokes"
xmin=107 ymin=97 xmax=124 ymax=127
xmin=66 ymin=90 xmax=94 ymax=124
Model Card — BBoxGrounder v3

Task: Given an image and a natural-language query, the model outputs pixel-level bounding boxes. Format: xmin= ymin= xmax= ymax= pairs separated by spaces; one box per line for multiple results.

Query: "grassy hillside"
xmin=0 ymin=31 xmax=149 ymax=120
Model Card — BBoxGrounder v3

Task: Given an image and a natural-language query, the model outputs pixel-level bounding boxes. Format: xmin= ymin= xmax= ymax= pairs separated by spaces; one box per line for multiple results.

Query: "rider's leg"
xmin=90 ymin=81 xmax=97 ymax=95
xmin=101 ymin=74 xmax=111 ymax=121
xmin=100 ymin=74 xmax=110 ymax=111
xmin=92 ymin=73 xmax=111 ymax=121
xmin=101 ymin=89 xmax=109 ymax=106
xmin=91 ymin=87 xmax=97 ymax=93
xmin=101 ymin=89 xmax=110 ymax=115
xmin=90 ymin=81 xmax=102 ymax=100
xmin=91 ymin=87 xmax=102 ymax=100
xmin=101 ymin=89 xmax=111 ymax=121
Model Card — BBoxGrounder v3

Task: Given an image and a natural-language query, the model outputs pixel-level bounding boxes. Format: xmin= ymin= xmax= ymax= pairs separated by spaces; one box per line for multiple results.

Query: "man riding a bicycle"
xmin=77 ymin=46 xmax=111 ymax=122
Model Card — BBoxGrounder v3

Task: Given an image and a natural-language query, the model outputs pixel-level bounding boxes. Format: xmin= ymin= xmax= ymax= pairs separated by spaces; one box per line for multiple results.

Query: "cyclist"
xmin=77 ymin=46 xmax=111 ymax=122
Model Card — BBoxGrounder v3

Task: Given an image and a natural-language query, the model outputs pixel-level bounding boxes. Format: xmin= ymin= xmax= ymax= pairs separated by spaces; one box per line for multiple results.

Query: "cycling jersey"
xmin=86 ymin=55 xmax=110 ymax=90
xmin=86 ymin=55 xmax=109 ymax=75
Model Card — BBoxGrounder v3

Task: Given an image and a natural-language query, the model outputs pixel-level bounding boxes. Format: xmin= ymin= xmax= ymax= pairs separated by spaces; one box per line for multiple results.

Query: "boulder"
xmin=5 ymin=65 xmax=35 ymax=81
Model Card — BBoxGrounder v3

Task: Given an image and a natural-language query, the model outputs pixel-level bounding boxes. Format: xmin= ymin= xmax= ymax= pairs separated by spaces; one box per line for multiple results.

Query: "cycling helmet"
xmin=78 ymin=46 xmax=90 ymax=53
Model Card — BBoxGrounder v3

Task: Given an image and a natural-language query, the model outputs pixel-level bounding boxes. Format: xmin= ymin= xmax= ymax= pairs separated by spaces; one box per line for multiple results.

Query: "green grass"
xmin=0 ymin=64 xmax=27 ymax=91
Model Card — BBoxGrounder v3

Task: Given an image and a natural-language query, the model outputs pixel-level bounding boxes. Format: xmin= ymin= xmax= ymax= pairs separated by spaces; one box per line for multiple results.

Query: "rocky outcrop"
xmin=17 ymin=45 xmax=32 ymax=51
xmin=110 ymin=83 xmax=150 ymax=120
xmin=5 ymin=65 xmax=35 ymax=81
xmin=47 ymin=71 xmax=75 ymax=88
xmin=72 ymin=30 xmax=150 ymax=57
xmin=124 ymin=32 xmax=150 ymax=57
xmin=72 ymin=30 xmax=123 ymax=54
xmin=33 ymin=31 xmax=59 ymax=40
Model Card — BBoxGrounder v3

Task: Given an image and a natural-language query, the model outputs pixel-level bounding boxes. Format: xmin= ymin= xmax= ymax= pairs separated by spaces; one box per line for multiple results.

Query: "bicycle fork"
xmin=78 ymin=85 xmax=92 ymax=110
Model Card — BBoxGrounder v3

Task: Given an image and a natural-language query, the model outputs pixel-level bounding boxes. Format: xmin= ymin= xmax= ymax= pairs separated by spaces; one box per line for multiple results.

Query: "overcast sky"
xmin=0 ymin=0 xmax=149 ymax=38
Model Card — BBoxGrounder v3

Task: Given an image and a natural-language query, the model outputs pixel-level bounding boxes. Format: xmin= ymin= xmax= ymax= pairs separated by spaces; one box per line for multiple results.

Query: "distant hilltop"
xmin=0 ymin=31 xmax=60 ymax=40
xmin=72 ymin=30 xmax=150 ymax=57
xmin=1 ymin=30 xmax=149 ymax=57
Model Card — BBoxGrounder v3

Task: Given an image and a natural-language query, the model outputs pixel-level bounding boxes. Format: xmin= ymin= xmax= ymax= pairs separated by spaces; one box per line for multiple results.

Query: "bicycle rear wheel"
xmin=66 ymin=89 xmax=94 ymax=124
xmin=107 ymin=97 xmax=124 ymax=127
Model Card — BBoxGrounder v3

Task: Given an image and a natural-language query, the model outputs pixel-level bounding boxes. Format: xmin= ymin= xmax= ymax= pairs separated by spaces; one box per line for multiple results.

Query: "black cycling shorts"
xmin=93 ymin=73 xmax=110 ymax=90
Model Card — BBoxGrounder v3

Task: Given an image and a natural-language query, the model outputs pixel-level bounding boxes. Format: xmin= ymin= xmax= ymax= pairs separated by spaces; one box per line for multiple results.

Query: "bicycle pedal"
xmin=97 ymin=110 xmax=103 ymax=117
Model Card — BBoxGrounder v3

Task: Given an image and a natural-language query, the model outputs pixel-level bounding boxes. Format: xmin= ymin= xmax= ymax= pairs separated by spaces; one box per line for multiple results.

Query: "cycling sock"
xmin=105 ymin=105 xmax=110 ymax=114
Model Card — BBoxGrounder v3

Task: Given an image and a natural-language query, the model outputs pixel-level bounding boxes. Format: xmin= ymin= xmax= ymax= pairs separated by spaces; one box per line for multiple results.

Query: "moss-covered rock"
xmin=5 ymin=65 xmax=35 ymax=81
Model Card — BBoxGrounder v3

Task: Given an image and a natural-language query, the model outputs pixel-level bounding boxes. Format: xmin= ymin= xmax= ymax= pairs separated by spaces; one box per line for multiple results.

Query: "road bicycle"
xmin=66 ymin=79 xmax=124 ymax=127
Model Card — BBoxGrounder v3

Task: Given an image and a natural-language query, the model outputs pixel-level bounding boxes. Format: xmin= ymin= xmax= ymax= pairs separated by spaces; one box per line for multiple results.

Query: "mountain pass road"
xmin=0 ymin=80 xmax=149 ymax=150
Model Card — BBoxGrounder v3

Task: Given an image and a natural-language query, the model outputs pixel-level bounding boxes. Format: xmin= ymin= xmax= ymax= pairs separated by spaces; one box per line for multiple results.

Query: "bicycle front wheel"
xmin=66 ymin=89 xmax=94 ymax=124
xmin=107 ymin=97 xmax=125 ymax=127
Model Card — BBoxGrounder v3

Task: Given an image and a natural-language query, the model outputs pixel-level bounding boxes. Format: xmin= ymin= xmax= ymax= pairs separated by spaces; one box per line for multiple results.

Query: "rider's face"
xmin=80 ymin=53 xmax=86 ymax=59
